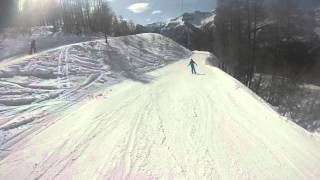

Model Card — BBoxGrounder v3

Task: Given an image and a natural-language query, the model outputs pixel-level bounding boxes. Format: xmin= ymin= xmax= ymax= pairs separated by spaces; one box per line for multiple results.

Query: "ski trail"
xmin=57 ymin=47 xmax=70 ymax=88
xmin=1 ymin=52 xmax=320 ymax=180
xmin=56 ymin=46 xmax=98 ymax=101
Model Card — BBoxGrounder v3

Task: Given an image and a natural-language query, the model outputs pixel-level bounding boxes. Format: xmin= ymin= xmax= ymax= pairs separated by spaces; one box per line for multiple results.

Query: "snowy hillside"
xmin=0 ymin=33 xmax=191 ymax=144
xmin=0 ymin=49 xmax=320 ymax=179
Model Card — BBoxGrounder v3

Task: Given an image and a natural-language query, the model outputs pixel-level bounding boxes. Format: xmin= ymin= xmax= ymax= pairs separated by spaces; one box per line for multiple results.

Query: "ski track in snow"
xmin=0 ymin=50 xmax=320 ymax=179
xmin=0 ymin=33 xmax=191 ymax=158
xmin=0 ymin=33 xmax=187 ymax=116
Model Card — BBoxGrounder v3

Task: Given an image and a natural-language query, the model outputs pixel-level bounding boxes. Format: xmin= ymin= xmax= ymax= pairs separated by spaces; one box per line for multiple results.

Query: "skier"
xmin=29 ymin=39 xmax=36 ymax=55
xmin=188 ymin=58 xmax=197 ymax=74
xmin=105 ymin=33 xmax=109 ymax=45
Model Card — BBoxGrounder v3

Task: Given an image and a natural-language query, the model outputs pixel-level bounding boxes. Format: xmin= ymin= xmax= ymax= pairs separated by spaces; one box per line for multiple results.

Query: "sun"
xmin=19 ymin=0 xmax=58 ymax=11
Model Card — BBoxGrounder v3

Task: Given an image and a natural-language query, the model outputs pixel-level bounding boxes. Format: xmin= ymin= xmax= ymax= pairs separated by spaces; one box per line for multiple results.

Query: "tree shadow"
xmin=123 ymin=71 xmax=155 ymax=84
xmin=104 ymin=46 xmax=157 ymax=84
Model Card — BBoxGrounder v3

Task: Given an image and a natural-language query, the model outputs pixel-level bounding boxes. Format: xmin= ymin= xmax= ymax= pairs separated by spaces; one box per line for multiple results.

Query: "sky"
xmin=108 ymin=0 xmax=217 ymax=25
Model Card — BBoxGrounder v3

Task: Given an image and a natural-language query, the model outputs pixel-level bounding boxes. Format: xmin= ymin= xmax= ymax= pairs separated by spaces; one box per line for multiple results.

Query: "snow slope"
xmin=1 ymin=51 xmax=320 ymax=179
xmin=0 ymin=33 xmax=190 ymax=145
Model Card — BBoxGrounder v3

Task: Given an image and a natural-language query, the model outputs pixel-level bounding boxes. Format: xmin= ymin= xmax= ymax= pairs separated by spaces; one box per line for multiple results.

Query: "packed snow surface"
xmin=1 ymin=39 xmax=320 ymax=179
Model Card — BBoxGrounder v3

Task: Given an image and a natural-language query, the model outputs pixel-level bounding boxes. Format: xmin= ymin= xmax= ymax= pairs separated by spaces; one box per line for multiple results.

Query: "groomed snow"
xmin=0 ymin=49 xmax=320 ymax=179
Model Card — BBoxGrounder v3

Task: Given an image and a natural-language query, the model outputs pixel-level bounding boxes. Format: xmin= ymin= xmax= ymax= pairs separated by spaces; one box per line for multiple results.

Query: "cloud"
xmin=146 ymin=18 xmax=151 ymax=22
xmin=152 ymin=10 xmax=162 ymax=15
xmin=127 ymin=3 xmax=149 ymax=13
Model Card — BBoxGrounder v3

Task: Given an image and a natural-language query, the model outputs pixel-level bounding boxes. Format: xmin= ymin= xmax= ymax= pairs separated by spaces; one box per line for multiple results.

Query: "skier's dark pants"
xmin=191 ymin=65 xmax=196 ymax=74
xmin=30 ymin=47 xmax=36 ymax=55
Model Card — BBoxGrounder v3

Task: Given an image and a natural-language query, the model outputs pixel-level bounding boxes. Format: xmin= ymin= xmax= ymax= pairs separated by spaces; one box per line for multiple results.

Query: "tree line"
xmin=0 ymin=0 xmax=136 ymax=36
xmin=214 ymin=0 xmax=320 ymax=87
xmin=213 ymin=0 xmax=320 ymax=127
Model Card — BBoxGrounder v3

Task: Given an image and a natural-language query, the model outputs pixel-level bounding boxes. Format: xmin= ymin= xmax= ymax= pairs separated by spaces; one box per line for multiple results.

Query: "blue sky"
xmin=108 ymin=0 xmax=217 ymax=25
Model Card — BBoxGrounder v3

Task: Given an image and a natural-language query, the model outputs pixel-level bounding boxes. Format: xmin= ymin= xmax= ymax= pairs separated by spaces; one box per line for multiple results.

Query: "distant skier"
xmin=188 ymin=58 xmax=197 ymax=74
xmin=105 ymin=33 xmax=109 ymax=45
xmin=29 ymin=39 xmax=36 ymax=55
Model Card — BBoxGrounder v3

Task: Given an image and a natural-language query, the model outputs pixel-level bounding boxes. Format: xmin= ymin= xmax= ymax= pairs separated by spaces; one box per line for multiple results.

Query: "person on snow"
xmin=29 ymin=39 xmax=36 ymax=55
xmin=188 ymin=58 xmax=197 ymax=74
xmin=105 ymin=33 xmax=109 ymax=45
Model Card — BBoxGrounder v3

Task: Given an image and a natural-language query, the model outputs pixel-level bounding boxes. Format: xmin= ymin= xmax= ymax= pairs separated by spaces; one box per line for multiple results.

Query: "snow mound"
xmin=0 ymin=33 xmax=191 ymax=134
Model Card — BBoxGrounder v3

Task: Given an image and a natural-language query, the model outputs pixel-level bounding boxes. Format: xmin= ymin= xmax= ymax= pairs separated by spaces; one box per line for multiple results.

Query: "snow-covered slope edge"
xmin=0 ymin=33 xmax=191 ymax=145
xmin=0 ymin=51 xmax=320 ymax=180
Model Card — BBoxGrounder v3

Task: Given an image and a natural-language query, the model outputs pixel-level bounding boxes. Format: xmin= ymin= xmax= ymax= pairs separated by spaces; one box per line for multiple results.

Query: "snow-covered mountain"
xmin=145 ymin=10 xmax=215 ymax=33
xmin=143 ymin=10 xmax=216 ymax=50
xmin=164 ymin=11 xmax=215 ymax=30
